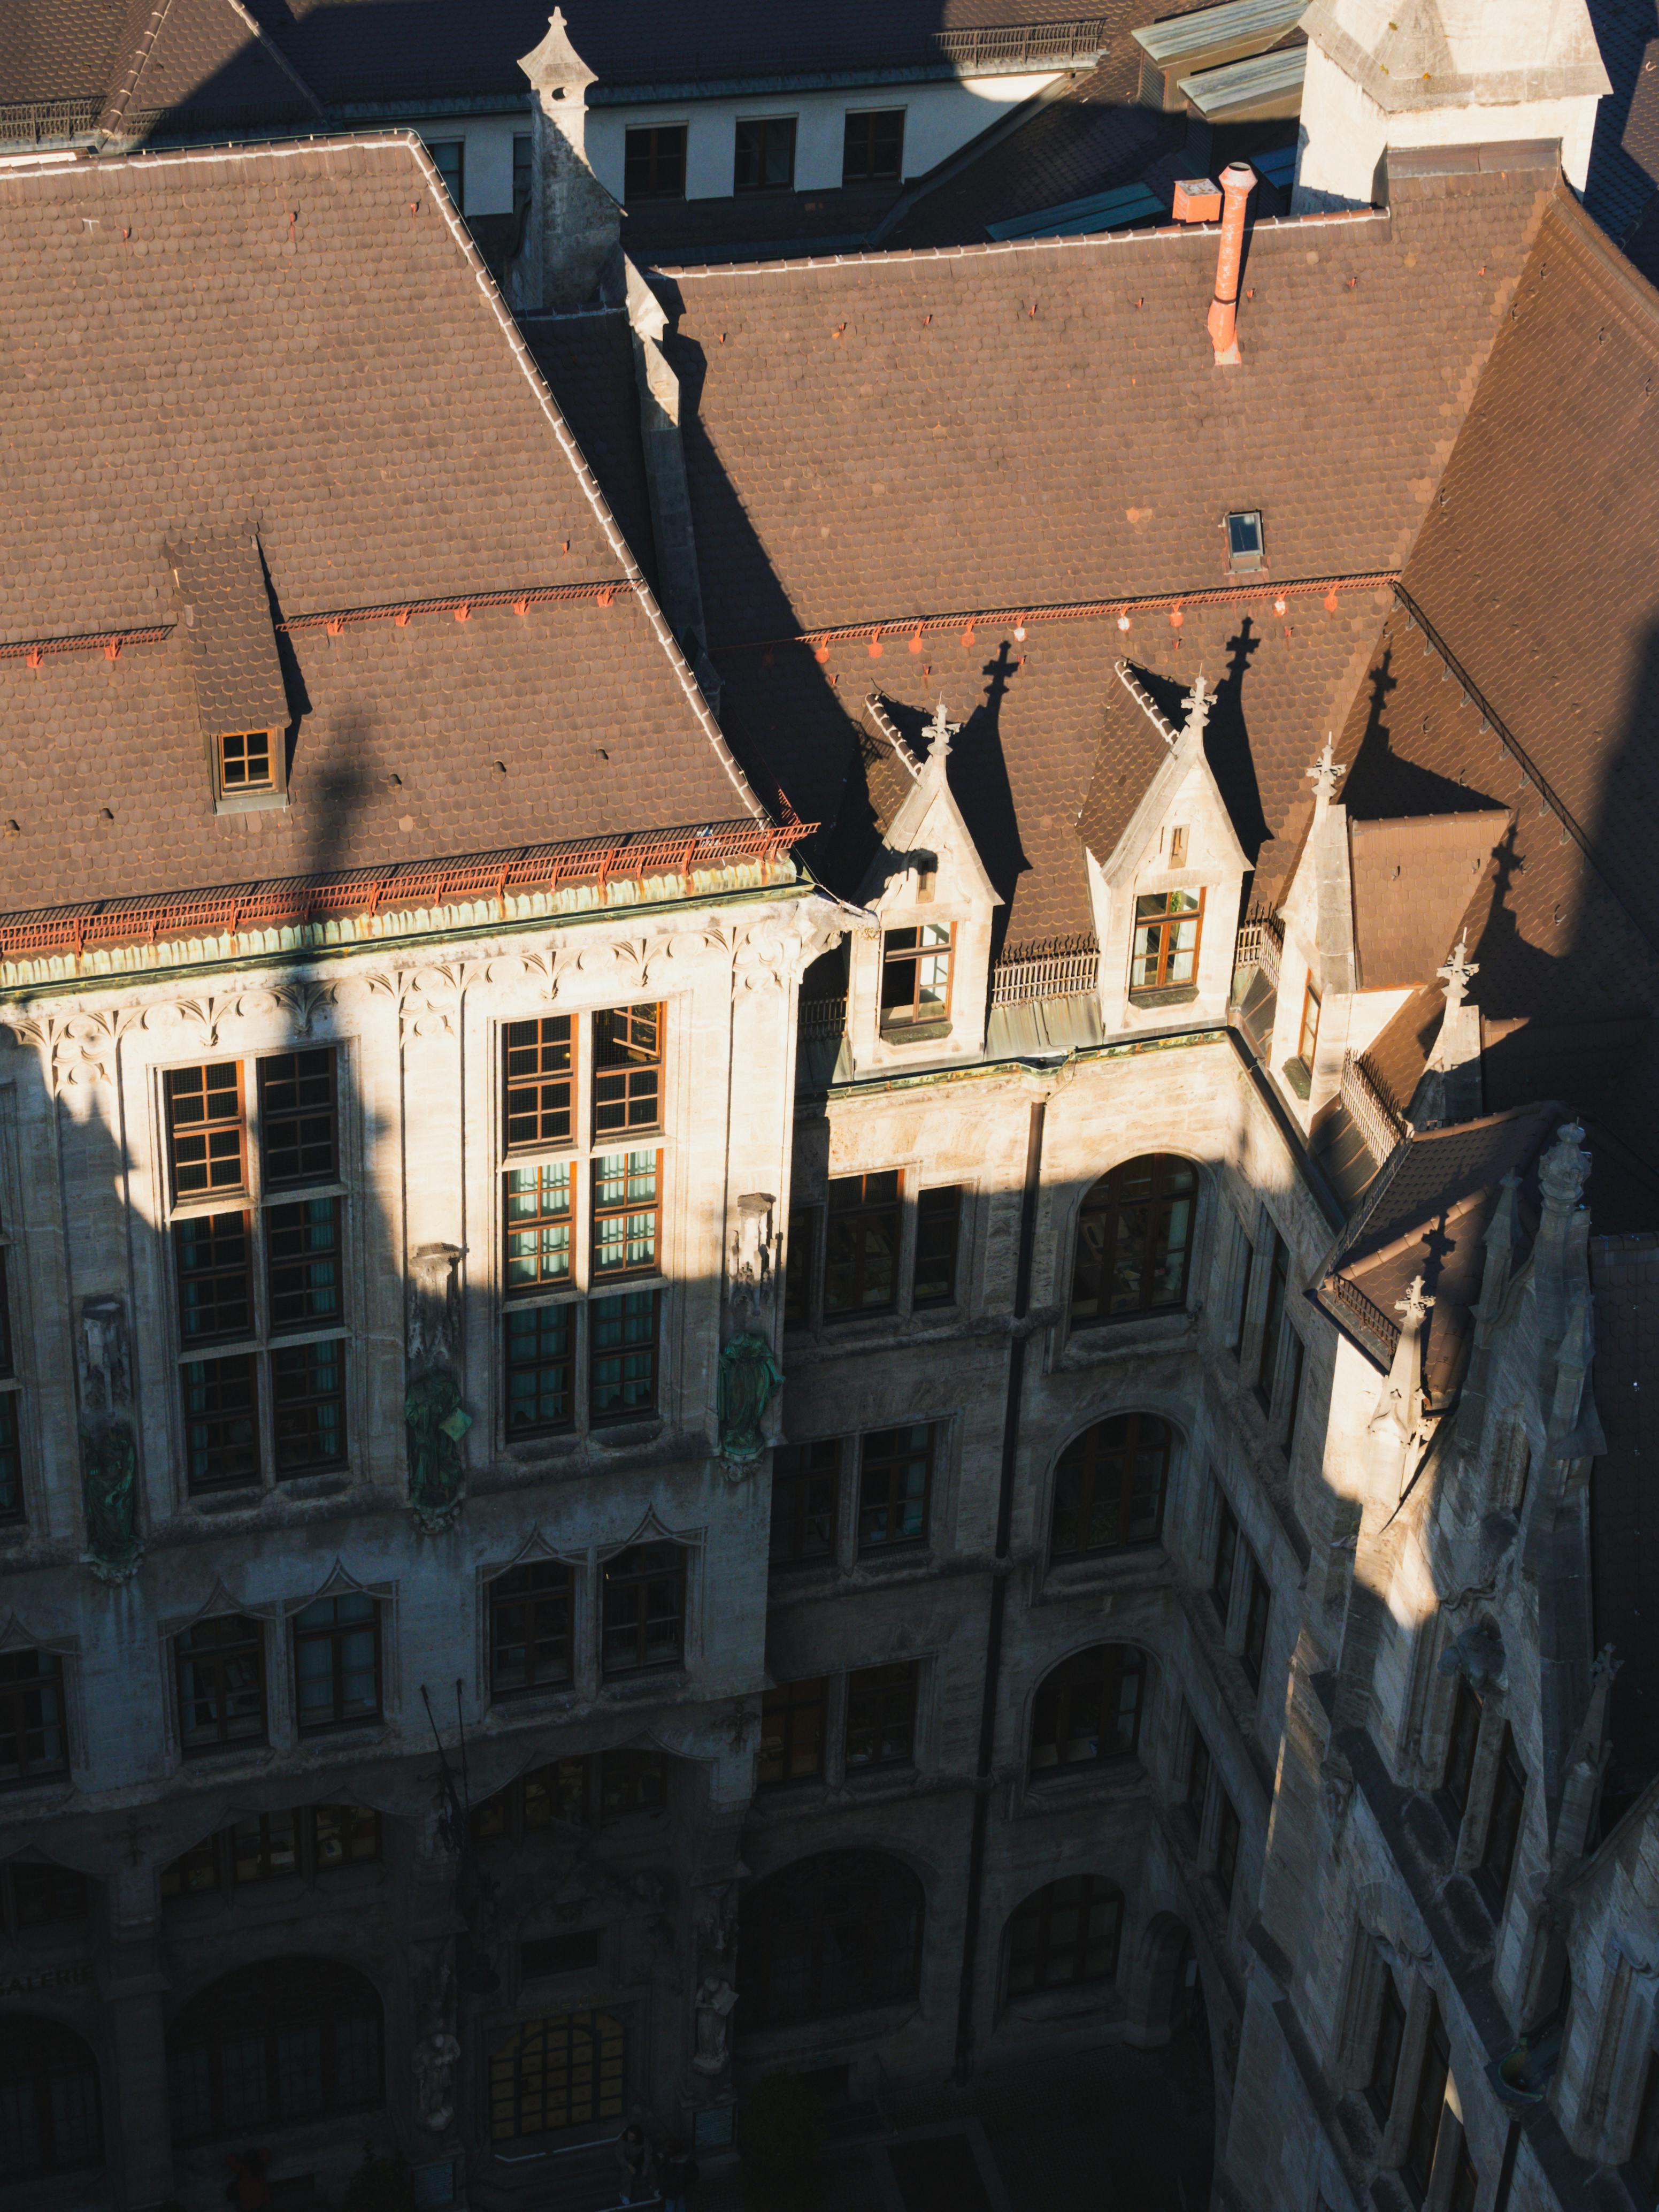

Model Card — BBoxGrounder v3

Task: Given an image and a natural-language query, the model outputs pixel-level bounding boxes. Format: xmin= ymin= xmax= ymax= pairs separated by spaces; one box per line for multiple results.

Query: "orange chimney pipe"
xmin=1207 ymin=162 xmax=1256 ymax=366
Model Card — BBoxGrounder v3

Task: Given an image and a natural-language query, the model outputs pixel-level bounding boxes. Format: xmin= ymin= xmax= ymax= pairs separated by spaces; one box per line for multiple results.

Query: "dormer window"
xmin=214 ymin=730 xmax=274 ymax=798
xmin=1226 ymin=511 xmax=1264 ymax=571
xmin=1130 ymin=891 xmax=1203 ymax=1003
xmin=880 ymin=924 xmax=953 ymax=1033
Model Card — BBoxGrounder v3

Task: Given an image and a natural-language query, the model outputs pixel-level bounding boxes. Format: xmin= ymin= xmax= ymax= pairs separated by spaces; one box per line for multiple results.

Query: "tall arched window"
xmin=740 ymin=1851 xmax=923 ymax=2029
xmin=168 ymin=1960 xmax=382 ymax=2144
xmin=1003 ymin=1876 xmax=1124 ymax=1997
xmin=1031 ymin=1645 xmax=1146 ymax=1775
xmin=0 ymin=2015 xmax=103 ymax=2182
xmin=1070 ymin=1156 xmax=1195 ymax=1323
xmin=1050 ymin=1413 xmax=1172 ymax=1559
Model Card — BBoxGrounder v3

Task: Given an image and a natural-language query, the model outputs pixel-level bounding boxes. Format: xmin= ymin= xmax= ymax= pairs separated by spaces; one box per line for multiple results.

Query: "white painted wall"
xmin=1294 ymin=36 xmax=1599 ymax=212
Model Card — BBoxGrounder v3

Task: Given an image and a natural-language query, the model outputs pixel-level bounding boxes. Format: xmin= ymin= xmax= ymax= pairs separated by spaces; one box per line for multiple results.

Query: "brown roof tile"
xmin=164 ymin=526 xmax=290 ymax=739
xmin=1348 ymin=809 xmax=1509 ymax=989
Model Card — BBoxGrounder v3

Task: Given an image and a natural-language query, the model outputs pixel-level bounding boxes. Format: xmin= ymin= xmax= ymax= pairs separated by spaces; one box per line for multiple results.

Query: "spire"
xmin=1182 ymin=671 xmax=1215 ymax=747
xmin=1412 ymin=930 xmax=1483 ymax=1127
xmin=1436 ymin=932 xmax=1478 ymax=1016
xmin=921 ymin=698 xmax=958 ymax=784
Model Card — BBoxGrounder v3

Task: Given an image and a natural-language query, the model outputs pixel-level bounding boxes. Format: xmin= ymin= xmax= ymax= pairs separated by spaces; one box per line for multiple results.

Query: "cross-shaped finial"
xmin=1437 ymin=932 xmax=1479 ymax=1013
xmin=1184 ymin=671 xmax=1215 ymax=742
xmin=1396 ymin=1274 xmax=1436 ymax=1325
xmin=1306 ymin=734 xmax=1346 ymax=806
xmin=925 ymin=697 xmax=959 ymax=767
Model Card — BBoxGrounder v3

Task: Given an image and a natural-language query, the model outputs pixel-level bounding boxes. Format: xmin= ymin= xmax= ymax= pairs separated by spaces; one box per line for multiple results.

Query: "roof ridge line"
xmin=99 ymin=0 xmax=180 ymax=137
xmin=220 ymin=0 xmax=326 ymax=119
xmin=654 ymin=204 xmax=1389 ymax=281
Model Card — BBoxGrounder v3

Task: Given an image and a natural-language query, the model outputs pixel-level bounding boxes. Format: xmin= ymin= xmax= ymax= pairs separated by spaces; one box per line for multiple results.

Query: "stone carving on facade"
xmin=1437 ymin=1616 xmax=1508 ymax=1694
xmin=406 ymin=1244 xmax=470 ymax=1530
xmin=413 ymin=2026 xmax=463 ymax=2132
xmin=728 ymin=1191 xmax=778 ymax=1318
xmin=76 ymin=1296 xmax=143 ymax=1581
xmin=691 ymin=1974 xmax=739 ymax=2077
xmin=7 ymin=1005 xmax=141 ymax=1093
xmin=717 ymin=1333 xmax=783 ymax=1468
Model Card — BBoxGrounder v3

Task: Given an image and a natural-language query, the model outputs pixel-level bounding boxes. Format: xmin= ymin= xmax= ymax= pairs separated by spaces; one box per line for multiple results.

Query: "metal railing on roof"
xmin=594 ymin=19 xmax=1112 ymax=86
xmin=1341 ymin=1049 xmax=1409 ymax=1165
xmin=1325 ymin=1269 xmax=1400 ymax=1359
xmin=990 ymin=938 xmax=1100 ymax=1005
xmin=0 ymin=98 xmax=101 ymax=147
xmin=1234 ymin=913 xmax=1282 ymax=988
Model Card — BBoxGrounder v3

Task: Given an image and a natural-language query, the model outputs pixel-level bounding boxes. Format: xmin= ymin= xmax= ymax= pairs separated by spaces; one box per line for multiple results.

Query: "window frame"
xmin=1029 ymin=1643 xmax=1146 ymax=1778
xmin=174 ymin=1613 xmax=268 ymax=1757
xmin=1069 ymin=1153 xmax=1197 ymax=1326
xmin=912 ymin=1183 xmax=964 ymax=1308
xmin=1368 ymin=1967 xmax=1408 ymax=2124
xmin=1255 ymin=1228 xmax=1290 ymax=1412
xmin=624 ymin=121 xmax=688 ymax=201
xmin=1404 ymin=1999 xmax=1451 ymax=2200
xmin=770 ymin=1439 xmax=840 ymax=1570
xmin=428 ymin=136 xmax=465 ymax=212
xmin=879 ymin=921 xmax=955 ymax=1032
xmin=1226 ymin=509 xmax=1265 ymax=572
xmin=1049 ymin=1410 xmax=1172 ymax=1563
xmin=825 ymin=1170 xmax=905 ymax=1320
xmin=167 ymin=1960 xmax=385 ymax=2145
xmin=1442 ymin=1676 xmax=1483 ymax=1817
xmin=857 ymin=1421 xmax=934 ymax=1553
xmin=1003 ymin=1874 xmax=1124 ymax=1999
xmin=0 ymin=1648 xmax=70 ymax=1788
xmin=1130 ymin=888 xmax=1205 ymax=999
xmin=845 ymin=1660 xmax=919 ymax=1772
xmin=733 ymin=113 xmax=797 ymax=193
xmin=1481 ymin=1724 xmax=1527 ymax=1906
xmin=842 ymin=106 xmax=905 ymax=183
xmin=600 ymin=1542 xmax=686 ymax=1679
xmin=291 ymin=1593 xmax=382 ymax=1735
xmin=488 ymin=1561 xmax=575 ymax=1699
xmin=758 ymin=1675 xmax=828 ymax=1788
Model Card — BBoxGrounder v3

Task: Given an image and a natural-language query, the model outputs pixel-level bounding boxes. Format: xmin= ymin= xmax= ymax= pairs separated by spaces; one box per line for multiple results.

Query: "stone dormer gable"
xmin=1080 ymin=663 xmax=1249 ymax=1035
xmin=845 ymin=698 xmax=1001 ymax=1070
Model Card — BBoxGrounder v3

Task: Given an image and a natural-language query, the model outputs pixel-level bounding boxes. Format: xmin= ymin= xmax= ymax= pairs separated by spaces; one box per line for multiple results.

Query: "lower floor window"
xmin=1030 ymin=1644 xmax=1145 ymax=1774
xmin=0 ymin=2015 xmax=103 ymax=2182
xmin=601 ymin=1543 xmax=685 ymax=1676
xmin=0 ymin=1648 xmax=68 ymax=1784
xmin=846 ymin=1662 xmax=918 ymax=1770
xmin=490 ymin=2009 xmax=625 ymax=2142
xmin=471 ymin=1750 xmax=667 ymax=1844
xmin=168 ymin=1960 xmax=383 ymax=2142
xmin=0 ymin=1390 xmax=21 ymax=1520
xmin=504 ymin=1292 xmax=660 ymax=1435
xmin=1003 ymin=1874 xmax=1124 ymax=1997
xmin=182 ymin=1341 xmax=345 ymax=1489
xmin=160 ymin=1805 xmax=381 ymax=1897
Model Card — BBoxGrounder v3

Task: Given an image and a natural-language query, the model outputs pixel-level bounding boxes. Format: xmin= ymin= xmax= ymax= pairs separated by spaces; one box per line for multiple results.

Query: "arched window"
xmin=740 ymin=1851 xmax=923 ymax=2029
xmin=1003 ymin=1876 xmax=1124 ymax=1997
xmin=168 ymin=1960 xmax=382 ymax=2144
xmin=490 ymin=2011 xmax=625 ymax=2140
xmin=1051 ymin=1413 xmax=1172 ymax=1559
xmin=0 ymin=2015 xmax=103 ymax=2182
xmin=1070 ymin=1156 xmax=1195 ymax=1324
xmin=1031 ymin=1645 xmax=1146 ymax=1775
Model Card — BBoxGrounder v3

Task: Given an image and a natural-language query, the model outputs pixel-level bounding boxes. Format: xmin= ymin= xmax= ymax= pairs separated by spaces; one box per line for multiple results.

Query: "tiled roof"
xmin=1075 ymin=661 xmax=1176 ymax=863
xmin=165 ymin=527 xmax=290 ymax=740
xmin=0 ymin=0 xmax=131 ymax=106
xmin=523 ymin=310 xmax=659 ymax=595
xmin=0 ymin=134 xmax=761 ymax=913
xmin=1347 ymin=809 xmax=1509 ymax=989
xmin=1588 ymin=1229 xmax=1659 ymax=1778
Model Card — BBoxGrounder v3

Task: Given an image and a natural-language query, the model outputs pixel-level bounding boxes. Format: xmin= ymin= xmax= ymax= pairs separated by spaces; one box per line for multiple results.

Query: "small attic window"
xmin=215 ymin=730 xmax=274 ymax=798
xmin=1131 ymin=890 xmax=1203 ymax=1002
xmin=1226 ymin=511 xmax=1264 ymax=573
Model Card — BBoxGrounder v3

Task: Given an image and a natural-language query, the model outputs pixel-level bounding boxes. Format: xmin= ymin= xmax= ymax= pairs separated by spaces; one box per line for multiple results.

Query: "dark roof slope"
xmin=659 ymin=158 xmax=1554 ymax=649
xmin=0 ymin=134 xmax=758 ymax=910
xmin=1076 ymin=662 xmax=1176 ymax=862
xmin=1348 ymin=810 xmax=1509 ymax=989
xmin=0 ymin=0 xmax=130 ymax=106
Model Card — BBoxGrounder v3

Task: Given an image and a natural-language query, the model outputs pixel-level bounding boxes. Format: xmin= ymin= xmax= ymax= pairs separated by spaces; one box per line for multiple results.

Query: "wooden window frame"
xmin=166 ymin=1061 xmax=247 ymax=1201
xmin=845 ymin=1661 xmax=918 ymax=1771
xmin=266 ymin=1196 xmax=344 ymax=1333
xmin=1130 ymin=889 xmax=1205 ymax=998
xmin=257 ymin=1049 xmax=337 ymax=1188
xmin=1050 ymin=1410 xmax=1171 ymax=1561
xmin=842 ymin=106 xmax=904 ymax=183
xmin=913 ymin=1184 xmax=963 ymax=1308
xmin=504 ymin=1301 xmax=576 ymax=1436
xmin=770 ymin=1439 xmax=840 ymax=1568
xmin=600 ymin=1542 xmax=686 ymax=1678
xmin=159 ymin=1803 xmax=383 ymax=1896
xmin=291 ymin=1594 xmax=382 ymax=1734
xmin=758 ymin=1676 xmax=828 ymax=1787
xmin=1070 ymin=1153 xmax=1197 ymax=1324
xmin=470 ymin=1752 xmax=667 ymax=1846
xmin=593 ymin=1004 xmax=664 ymax=1137
xmin=0 ymin=1648 xmax=70 ymax=1786
xmin=1029 ymin=1643 xmax=1146 ymax=1777
xmin=734 ymin=113 xmax=797 ymax=193
xmin=174 ymin=1613 xmax=267 ymax=1756
xmin=504 ymin=1160 xmax=573 ymax=1294
xmin=270 ymin=1336 xmax=347 ymax=1474
xmin=590 ymin=1148 xmax=662 ymax=1281
xmin=1004 ymin=1874 xmax=1124 ymax=1997
xmin=489 ymin=1562 xmax=574 ymax=1697
xmin=879 ymin=922 xmax=954 ymax=1031
xmin=212 ymin=728 xmax=276 ymax=800
xmin=589 ymin=1289 xmax=659 ymax=1423
xmin=1298 ymin=979 xmax=1322 ymax=1064
xmin=857 ymin=1421 xmax=934 ymax=1552
xmin=504 ymin=1017 xmax=575 ymax=1153
xmin=625 ymin=122 xmax=688 ymax=200
xmin=825 ymin=1170 xmax=904 ymax=1319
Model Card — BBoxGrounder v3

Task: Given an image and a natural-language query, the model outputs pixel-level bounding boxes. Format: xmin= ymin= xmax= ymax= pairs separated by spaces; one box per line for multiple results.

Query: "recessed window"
xmin=471 ymin=1752 xmax=664 ymax=1843
xmin=843 ymin=108 xmax=904 ymax=183
xmin=625 ymin=123 xmax=687 ymax=201
xmin=735 ymin=115 xmax=796 ymax=193
xmin=825 ymin=1171 xmax=903 ymax=1317
xmin=505 ymin=1302 xmax=574 ymax=1435
xmin=214 ymin=729 xmax=273 ymax=796
xmin=913 ymin=1185 xmax=963 ymax=1308
xmin=271 ymin=1338 xmax=347 ymax=1474
xmin=590 ymin=1288 xmax=659 ymax=1420
xmin=592 ymin=1150 xmax=661 ymax=1278
xmin=0 ymin=1649 xmax=68 ymax=1786
xmin=1255 ymin=1229 xmax=1291 ymax=1412
xmin=858 ymin=1422 xmax=933 ymax=1551
xmin=0 ymin=2017 xmax=102 ymax=2180
xmin=523 ymin=1930 xmax=602 ymax=1980
xmin=158 ymin=1804 xmax=381 ymax=1894
xmin=489 ymin=1562 xmax=573 ymax=1697
xmin=1168 ymin=824 xmax=1188 ymax=867
xmin=1004 ymin=1874 xmax=1122 ymax=1996
xmin=166 ymin=1062 xmax=246 ymax=1199
xmin=1405 ymin=2000 xmax=1452 ymax=2200
xmin=1226 ymin=510 xmax=1264 ymax=571
xmin=174 ymin=1614 xmax=266 ymax=1756
xmin=1070 ymin=1154 xmax=1195 ymax=1323
xmin=784 ymin=1204 xmax=817 ymax=1328
xmin=1186 ymin=1724 xmax=1211 ymax=1828
xmin=291 ymin=1593 xmax=381 ymax=1732
xmin=428 ymin=138 xmax=464 ymax=211
xmin=1030 ymin=1644 xmax=1145 ymax=1774
xmin=1212 ymin=1491 xmax=1240 ymax=1621
xmin=846 ymin=1662 xmax=918 ymax=1770
xmin=258 ymin=1048 xmax=336 ymax=1187
xmin=593 ymin=1004 xmax=663 ymax=1135
xmin=1215 ymin=1793 xmax=1241 ymax=1902
xmin=1050 ymin=1411 xmax=1171 ymax=1560
xmin=1240 ymin=1553 xmax=1271 ymax=1687
xmin=505 ymin=1160 xmax=573 ymax=1292
xmin=771 ymin=1439 xmax=840 ymax=1567
xmin=0 ymin=1248 xmax=19 ymax=1526
xmin=1131 ymin=890 xmax=1203 ymax=999
xmin=759 ymin=1676 xmax=827 ymax=1787
xmin=505 ymin=1017 xmax=575 ymax=1151
xmin=601 ymin=1542 xmax=685 ymax=1677
xmin=880 ymin=923 xmax=954 ymax=1031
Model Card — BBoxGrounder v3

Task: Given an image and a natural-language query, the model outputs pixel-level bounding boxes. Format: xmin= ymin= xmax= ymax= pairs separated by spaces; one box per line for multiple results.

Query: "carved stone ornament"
xmin=728 ymin=1191 xmax=777 ymax=1322
xmin=407 ymin=1243 xmax=464 ymax=1369
xmin=82 ymin=1421 xmax=142 ymax=1582
xmin=691 ymin=1975 xmax=739 ymax=2077
xmin=405 ymin=1367 xmax=471 ymax=1532
xmin=716 ymin=1333 xmax=783 ymax=1467
xmin=1319 ymin=1749 xmax=1355 ymax=1832
xmin=413 ymin=2028 xmax=462 ymax=2132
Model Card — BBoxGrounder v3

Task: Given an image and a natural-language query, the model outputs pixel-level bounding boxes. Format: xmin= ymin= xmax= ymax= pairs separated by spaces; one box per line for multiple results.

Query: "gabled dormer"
xmin=1078 ymin=664 xmax=1249 ymax=1035
xmin=847 ymin=698 xmax=1002 ymax=1071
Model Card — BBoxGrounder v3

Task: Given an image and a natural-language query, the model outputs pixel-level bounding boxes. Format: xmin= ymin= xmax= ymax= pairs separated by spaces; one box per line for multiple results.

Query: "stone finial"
xmin=1182 ymin=670 xmax=1215 ymax=745
xmin=1306 ymin=734 xmax=1346 ymax=809
xmin=518 ymin=7 xmax=597 ymax=96
xmin=1395 ymin=1274 xmax=1435 ymax=1327
xmin=1539 ymin=1121 xmax=1590 ymax=1214
xmin=1370 ymin=1269 xmax=1434 ymax=1450
xmin=1437 ymin=932 xmax=1479 ymax=1015
xmin=923 ymin=698 xmax=958 ymax=778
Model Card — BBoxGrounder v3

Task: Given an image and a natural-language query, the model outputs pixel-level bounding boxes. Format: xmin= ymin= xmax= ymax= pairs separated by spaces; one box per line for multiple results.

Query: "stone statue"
xmin=692 ymin=1975 xmax=739 ymax=2077
xmin=717 ymin=1333 xmax=782 ymax=1465
xmin=405 ymin=1368 xmax=471 ymax=1531
xmin=413 ymin=2027 xmax=462 ymax=2131
xmin=81 ymin=1421 xmax=142 ymax=1582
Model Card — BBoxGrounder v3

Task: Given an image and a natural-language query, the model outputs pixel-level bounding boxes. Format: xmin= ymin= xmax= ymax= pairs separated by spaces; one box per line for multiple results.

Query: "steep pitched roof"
xmin=1347 ymin=809 xmax=1509 ymax=989
xmin=0 ymin=134 xmax=761 ymax=913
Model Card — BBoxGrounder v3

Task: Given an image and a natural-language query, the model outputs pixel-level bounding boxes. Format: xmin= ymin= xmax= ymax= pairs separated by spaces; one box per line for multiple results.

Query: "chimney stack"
xmin=1206 ymin=163 xmax=1256 ymax=366
xmin=510 ymin=10 xmax=623 ymax=315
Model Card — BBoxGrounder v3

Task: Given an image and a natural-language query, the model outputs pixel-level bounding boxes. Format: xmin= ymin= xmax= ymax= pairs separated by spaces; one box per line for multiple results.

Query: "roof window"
xmin=1226 ymin=511 xmax=1264 ymax=572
